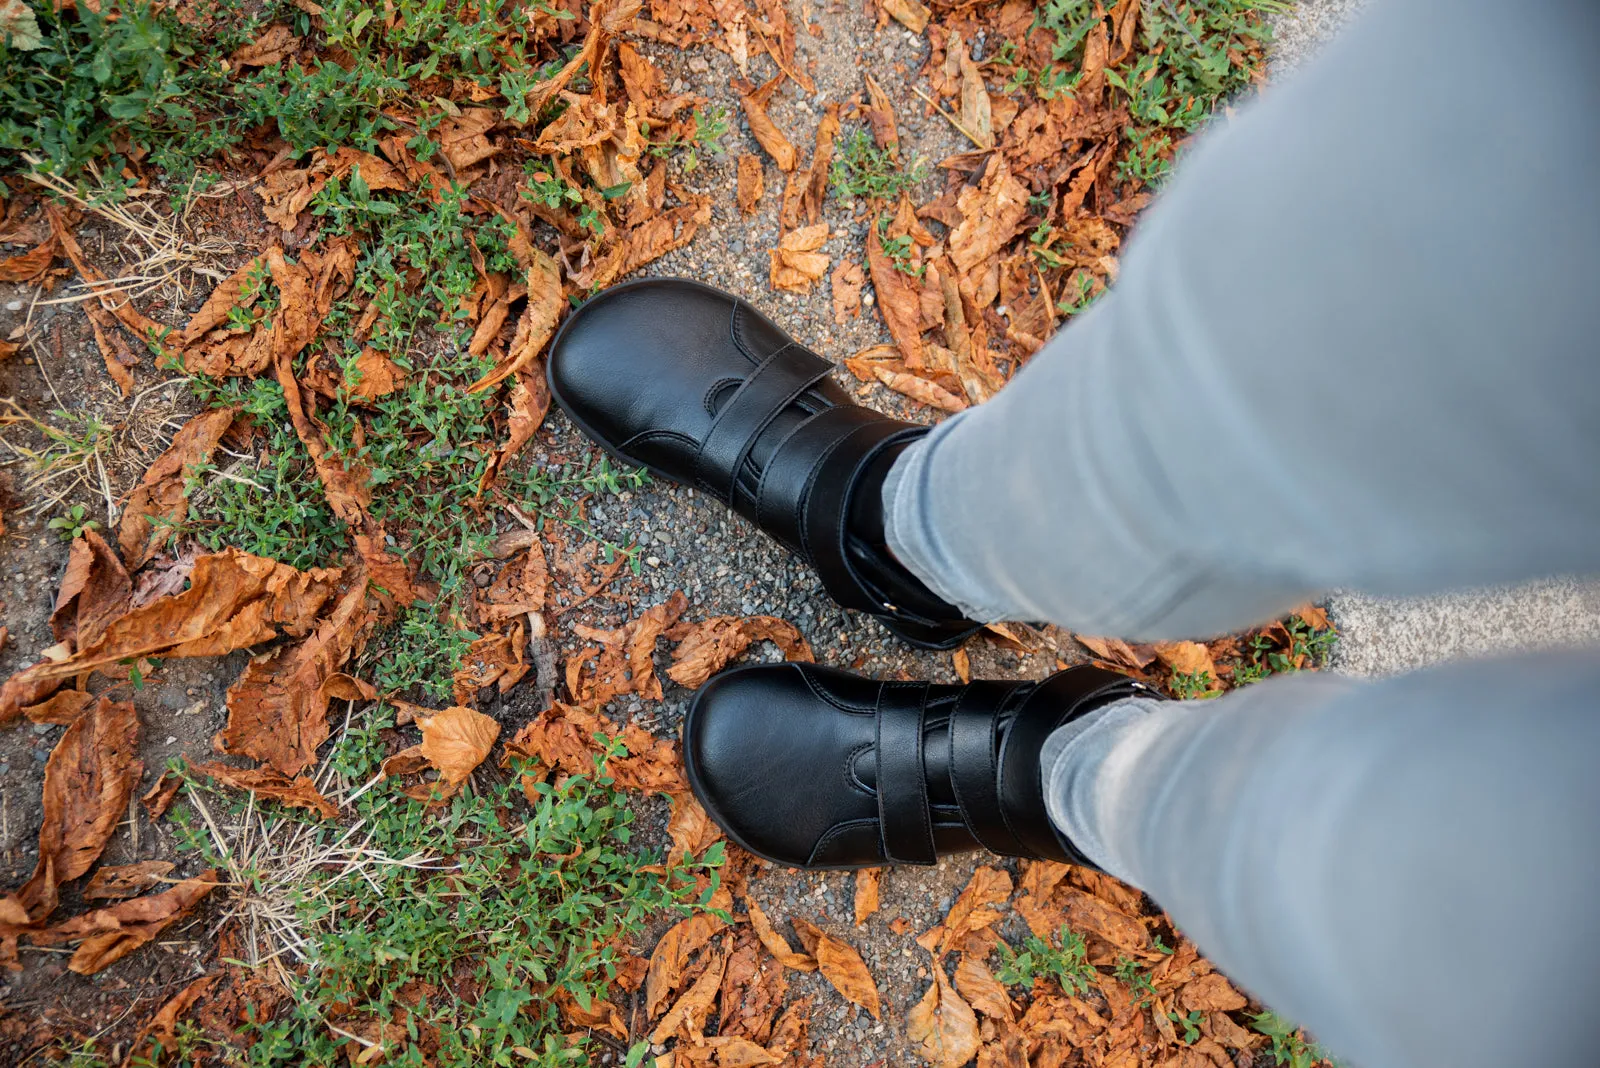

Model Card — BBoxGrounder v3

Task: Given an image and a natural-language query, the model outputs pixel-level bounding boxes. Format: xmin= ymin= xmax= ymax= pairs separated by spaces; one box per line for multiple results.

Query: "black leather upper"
xmin=548 ymin=278 xmax=980 ymax=649
xmin=683 ymin=662 xmax=1154 ymax=870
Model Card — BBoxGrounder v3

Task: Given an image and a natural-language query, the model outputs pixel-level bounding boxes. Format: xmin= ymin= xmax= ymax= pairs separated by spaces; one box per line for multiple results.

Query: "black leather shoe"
xmin=682 ymin=663 xmax=1157 ymax=869
xmin=547 ymin=277 xmax=982 ymax=650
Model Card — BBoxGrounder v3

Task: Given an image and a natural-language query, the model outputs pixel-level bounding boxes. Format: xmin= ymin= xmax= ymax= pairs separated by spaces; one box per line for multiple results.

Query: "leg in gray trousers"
xmin=881 ymin=1 xmax=1600 ymax=1066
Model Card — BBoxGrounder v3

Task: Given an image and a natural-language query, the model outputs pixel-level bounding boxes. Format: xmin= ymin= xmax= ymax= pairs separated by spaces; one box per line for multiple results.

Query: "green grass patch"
xmin=161 ymin=725 xmax=721 ymax=1068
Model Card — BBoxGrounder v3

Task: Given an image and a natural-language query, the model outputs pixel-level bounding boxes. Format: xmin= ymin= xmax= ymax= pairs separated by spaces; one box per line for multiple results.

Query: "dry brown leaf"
xmin=49 ymin=528 xmax=130 ymax=653
xmin=215 ymin=578 xmax=370 ymax=776
xmin=384 ymin=706 xmax=500 ymax=789
xmin=231 ymin=23 xmax=298 ymax=66
xmin=118 ymin=407 xmax=236 ymax=569
xmin=128 ymin=973 xmax=219 ymax=1065
xmin=646 ymin=888 xmax=732 ymax=1017
xmin=347 ymin=347 xmax=403 ymax=401
xmin=873 ymin=367 xmax=967 ymax=412
xmin=768 ymin=223 xmax=830 ymax=294
xmin=975 ymin=1023 xmax=1030 ymax=1068
xmin=438 ymin=108 xmax=500 ymax=171
xmin=954 ymin=954 xmax=1014 ymax=1023
xmin=949 ymin=156 xmax=1031 ymax=280
xmin=793 ymin=918 xmax=880 ymax=1018
xmin=651 ymin=941 xmax=728 ymax=1044
xmin=467 ymin=249 xmax=563 ymax=393
xmin=553 ymin=985 xmax=628 ymax=1040
xmin=743 ymin=896 xmax=816 ymax=972
xmin=665 ymin=614 xmax=813 ymax=688
xmin=8 ymin=697 xmax=140 ymax=922
xmin=952 ymin=646 xmax=971 ymax=684
xmin=938 ymin=866 xmax=1012 ymax=954
xmin=0 ymin=238 xmax=55 ymax=282
xmin=830 ymin=259 xmax=864 ymax=324
xmin=667 ymin=790 xmax=724 ymax=861
xmin=907 ymin=964 xmax=979 ymax=1068
xmin=853 ymin=869 xmax=882 ymax=927
xmin=1290 ymin=602 xmax=1331 ymax=631
xmin=717 ymin=930 xmax=788 ymax=1046
xmin=142 ymin=771 xmax=182 ymax=820
xmin=505 ymin=701 xmax=686 ymax=796
xmin=705 ymin=1035 xmax=781 ymax=1066
xmin=1059 ymin=887 xmax=1150 ymax=954
xmin=1180 ymin=973 xmax=1247 ymax=1013
xmin=1153 ymin=641 xmax=1217 ymax=688
xmin=39 ymin=871 xmax=218 ymax=975
xmin=181 ymin=256 xmax=266 ymax=343
xmin=192 ymin=762 xmax=339 ymax=819
xmin=569 ymin=592 xmax=688 ymax=704
xmin=742 ymin=74 xmax=797 ymax=171
xmin=956 ymin=39 xmax=994 ymax=149
xmin=19 ymin=688 xmax=98 ymax=726
xmin=737 ymin=154 xmax=766 ymax=216
xmin=865 ymin=214 xmax=927 ymax=365
xmin=477 ymin=543 xmax=549 ymax=622
xmin=451 ymin=627 xmax=528 ymax=703
xmin=479 ymin=367 xmax=550 ymax=491
xmin=881 ymin=0 xmax=929 ymax=34
xmin=766 ymin=996 xmax=812 ymax=1060
xmin=1074 ymin=634 xmax=1156 ymax=671
xmin=82 ymin=861 xmax=174 ymax=902
xmin=862 ymin=74 xmax=900 ymax=155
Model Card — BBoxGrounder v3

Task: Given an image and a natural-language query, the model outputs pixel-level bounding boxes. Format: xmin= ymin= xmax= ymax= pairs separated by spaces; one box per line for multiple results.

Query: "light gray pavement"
xmin=1269 ymin=0 xmax=1600 ymax=676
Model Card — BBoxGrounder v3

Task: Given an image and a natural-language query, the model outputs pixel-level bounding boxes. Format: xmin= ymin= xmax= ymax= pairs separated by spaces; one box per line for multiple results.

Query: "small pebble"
xmin=4 ymin=301 xmax=21 ymax=313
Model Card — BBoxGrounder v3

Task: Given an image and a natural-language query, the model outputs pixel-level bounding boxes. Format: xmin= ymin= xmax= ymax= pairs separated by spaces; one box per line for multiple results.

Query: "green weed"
xmin=1170 ymin=1009 xmax=1204 ymax=1044
xmin=874 ymin=216 xmax=925 ymax=280
xmin=647 ymin=105 xmax=730 ymax=173
xmin=47 ymin=502 xmax=101 ymax=541
xmin=995 ymin=925 xmax=1098 ymax=996
xmin=1170 ymin=669 xmax=1219 ymax=700
xmin=167 ymin=723 xmax=718 ymax=1067
xmin=1113 ymin=955 xmax=1157 ymax=1006
xmin=1231 ymin=615 xmax=1338 ymax=686
xmin=1252 ymin=1011 xmax=1336 ymax=1068
xmin=830 ymin=128 xmax=928 ymax=202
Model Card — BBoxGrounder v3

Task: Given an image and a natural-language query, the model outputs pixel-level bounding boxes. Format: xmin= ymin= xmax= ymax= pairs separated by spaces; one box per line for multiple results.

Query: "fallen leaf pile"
xmin=810 ymin=0 xmax=1268 ymax=417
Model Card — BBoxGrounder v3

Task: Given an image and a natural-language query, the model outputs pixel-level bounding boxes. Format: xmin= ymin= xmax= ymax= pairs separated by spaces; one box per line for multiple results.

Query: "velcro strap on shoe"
xmin=753 ymin=405 xmax=893 ymax=559
xmin=695 ymin=343 xmax=833 ymax=506
xmin=947 ymin=681 xmax=1032 ymax=857
xmin=796 ymin=424 xmax=924 ymax=613
xmin=1000 ymin=667 xmax=1151 ymax=864
xmin=875 ymin=681 xmax=938 ymax=865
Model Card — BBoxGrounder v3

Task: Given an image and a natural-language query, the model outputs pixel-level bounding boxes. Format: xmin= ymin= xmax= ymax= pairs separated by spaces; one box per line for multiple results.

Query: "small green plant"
xmin=1170 ymin=669 xmax=1219 ymax=700
xmin=1116 ymin=125 xmax=1174 ymax=188
xmin=1170 ymin=1009 xmax=1204 ymax=1044
xmin=646 ymin=105 xmax=729 ymax=172
xmin=1057 ymin=271 xmax=1102 ymax=317
xmin=1252 ymin=1011 xmax=1335 ymax=1068
xmin=830 ymin=128 xmax=928 ymax=202
xmin=1113 ymin=955 xmax=1157 ymax=1006
xmin=1231 ymin=614 xmax=1339 ymax=686
xmin=875 ymin=216 xmax=925 ymax=280
xmin=48 ymin=502 xmax=102 ymax=541
xmin=370 ymin=603 xmax=478 ymax=703
xmin=995 ymin=925 xmax=1098 ymax=996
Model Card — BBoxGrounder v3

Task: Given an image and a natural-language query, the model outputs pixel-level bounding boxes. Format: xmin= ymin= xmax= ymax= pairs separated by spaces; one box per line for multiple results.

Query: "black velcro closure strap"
xmin=999 ymin=667 xmax=1151 ymax=863
xmin=695 ymin=343 xmax=833 ymax=506
xmin=754 ymin=404 xmax=887 ymax=554
xmin=947 ymin=681 xmax=1030 ymax=857
xmin=874 ymin=681 xmax=937 ymax=866
xmin=799 ymin=424 xmax=924 ymax=612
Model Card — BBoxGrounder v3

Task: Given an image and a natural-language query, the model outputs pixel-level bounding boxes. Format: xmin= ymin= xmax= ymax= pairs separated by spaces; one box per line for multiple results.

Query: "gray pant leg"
xmin=883 ymin=0 xmax=1600 ymax=640
xmin=1045 ymin=651 xmax=1600 ymax=1068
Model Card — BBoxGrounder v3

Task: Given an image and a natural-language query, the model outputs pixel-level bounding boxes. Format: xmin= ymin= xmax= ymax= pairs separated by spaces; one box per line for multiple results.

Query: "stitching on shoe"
xmin=704 ymin=377 xmax=742 ymax=417
xmin=808 ymin=818 xmax=880 ymax=866
xmin=842 ymin=742 xmax=875 ymax=798
xmin=617 ymin=428 xmax=698 ymax=457
xmin=796 ymin=665 xmax=875 ymax=713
